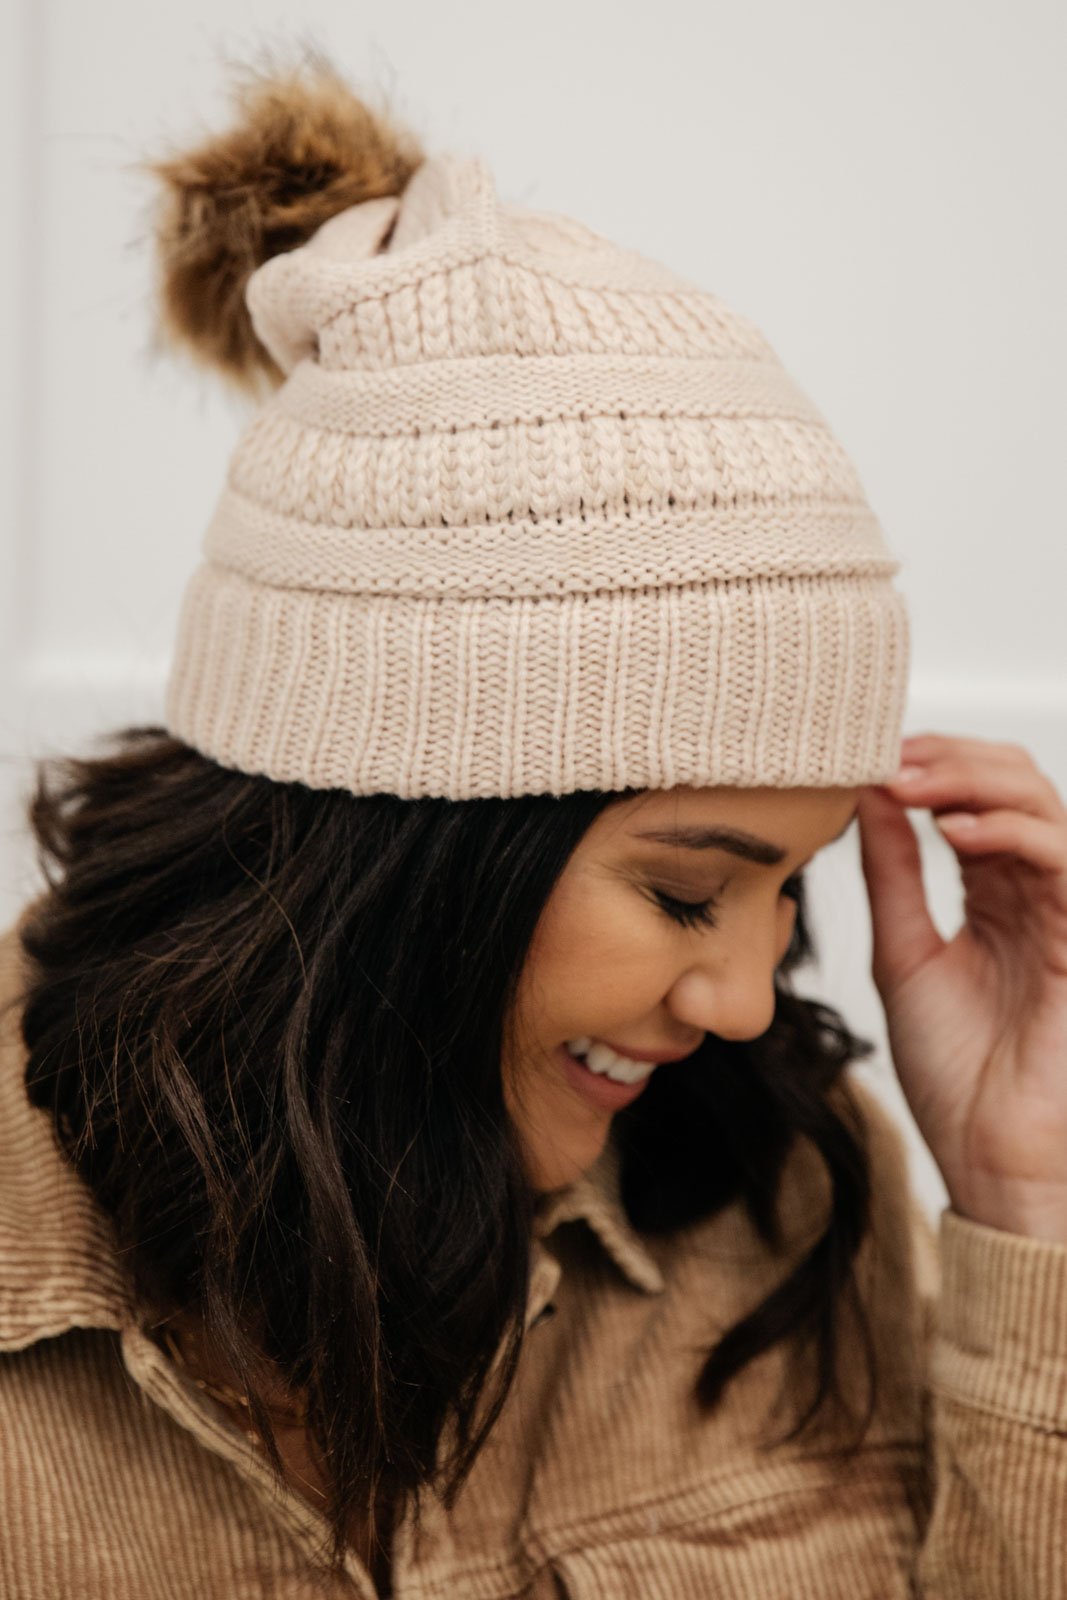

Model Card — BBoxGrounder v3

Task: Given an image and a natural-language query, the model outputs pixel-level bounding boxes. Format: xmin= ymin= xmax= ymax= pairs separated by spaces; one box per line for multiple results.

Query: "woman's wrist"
xmin=947 ymin=1176 xmax=1067 ymax=1247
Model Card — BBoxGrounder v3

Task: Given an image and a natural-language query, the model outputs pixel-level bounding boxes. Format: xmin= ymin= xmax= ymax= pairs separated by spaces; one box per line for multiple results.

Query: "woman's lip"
xmin=555 ymin=1042 xmax=656 ymax=1112
xmin=578 ymin=1037 xmax=702 ymax=1066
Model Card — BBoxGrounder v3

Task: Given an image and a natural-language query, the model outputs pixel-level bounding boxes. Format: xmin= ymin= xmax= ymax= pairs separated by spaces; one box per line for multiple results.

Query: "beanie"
xmin=150 ymin=60 xmax=910 ymax=801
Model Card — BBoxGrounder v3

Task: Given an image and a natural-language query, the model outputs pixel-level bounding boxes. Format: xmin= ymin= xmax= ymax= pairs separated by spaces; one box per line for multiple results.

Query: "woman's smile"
xmin=554 ymin=1040 xmax=657 ymax=1112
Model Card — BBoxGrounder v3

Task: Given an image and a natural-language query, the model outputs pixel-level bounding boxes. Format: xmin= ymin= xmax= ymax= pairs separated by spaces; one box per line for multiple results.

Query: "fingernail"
xmin=894 ymin=764 xmax=924 ymax=783
xmin=936 ymin=812 xmax=977 ymax=830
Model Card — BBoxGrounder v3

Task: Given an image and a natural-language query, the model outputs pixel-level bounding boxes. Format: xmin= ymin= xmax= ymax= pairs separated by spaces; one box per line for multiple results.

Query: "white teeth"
xmin=585 ymin=1042 xmax=628 ymax=1077
xmin=565 ymin=1038 xmax=657 ymax=1085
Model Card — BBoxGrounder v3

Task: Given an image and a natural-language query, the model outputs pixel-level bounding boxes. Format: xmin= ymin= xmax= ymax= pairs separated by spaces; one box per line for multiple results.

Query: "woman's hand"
xmin=855 ymin=732 xmax=1067 ymax=1245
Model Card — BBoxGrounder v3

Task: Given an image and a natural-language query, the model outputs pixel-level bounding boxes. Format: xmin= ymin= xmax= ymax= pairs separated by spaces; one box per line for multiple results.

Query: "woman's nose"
xmin=668 ymin=928 xmax=784 ymax=1043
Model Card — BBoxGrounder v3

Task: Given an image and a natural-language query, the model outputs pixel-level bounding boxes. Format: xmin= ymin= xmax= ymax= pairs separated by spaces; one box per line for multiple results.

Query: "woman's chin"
xmin=526 ymin=1119 xmax=612 ymax=1193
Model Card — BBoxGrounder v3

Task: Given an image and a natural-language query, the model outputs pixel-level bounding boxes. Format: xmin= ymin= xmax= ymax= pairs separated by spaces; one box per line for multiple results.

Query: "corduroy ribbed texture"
xmin=3 ymin=917 xmax=1067 ymax=1598
xmin=163 ymin=153 xmax=910 ymax=798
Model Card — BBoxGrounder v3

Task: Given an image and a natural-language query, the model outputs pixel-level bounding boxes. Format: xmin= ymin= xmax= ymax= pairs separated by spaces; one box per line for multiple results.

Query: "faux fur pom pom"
xmin=141 ymin=49 xmax=425 ymax=397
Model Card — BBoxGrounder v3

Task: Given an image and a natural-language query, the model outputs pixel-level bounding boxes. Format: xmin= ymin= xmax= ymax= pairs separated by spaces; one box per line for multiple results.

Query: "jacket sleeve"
xmin=902 ymin=1149 xmax=1067 ymax=1597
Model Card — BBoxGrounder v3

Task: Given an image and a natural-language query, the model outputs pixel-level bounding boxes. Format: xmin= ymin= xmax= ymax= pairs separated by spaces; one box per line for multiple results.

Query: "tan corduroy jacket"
xmin=1 ymin=908 xmax=1065 ymax=1600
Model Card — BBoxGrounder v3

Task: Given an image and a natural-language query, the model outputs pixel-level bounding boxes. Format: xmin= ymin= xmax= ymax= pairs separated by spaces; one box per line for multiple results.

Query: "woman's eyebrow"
xmin=631 ymin=809 xmax=858 ymax=866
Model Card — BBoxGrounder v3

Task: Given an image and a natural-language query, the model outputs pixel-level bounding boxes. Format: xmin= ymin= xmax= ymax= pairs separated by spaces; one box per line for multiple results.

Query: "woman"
xmin=1 ymin=52 xmax=1065 ymax=1600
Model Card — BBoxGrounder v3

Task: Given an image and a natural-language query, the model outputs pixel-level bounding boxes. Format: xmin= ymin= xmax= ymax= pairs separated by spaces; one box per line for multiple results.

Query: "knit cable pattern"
xmin=164 ymin=152 xmax=909 ymax=797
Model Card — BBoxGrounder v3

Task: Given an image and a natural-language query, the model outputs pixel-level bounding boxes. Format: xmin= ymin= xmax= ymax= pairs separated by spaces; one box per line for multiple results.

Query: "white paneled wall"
xmin=2 ymin=3 xmax=1065 ymax=1227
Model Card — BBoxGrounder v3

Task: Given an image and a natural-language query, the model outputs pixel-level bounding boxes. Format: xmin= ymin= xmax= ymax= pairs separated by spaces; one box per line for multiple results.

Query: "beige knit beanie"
xmin=149 ymin=58 xmax=910 ymax=801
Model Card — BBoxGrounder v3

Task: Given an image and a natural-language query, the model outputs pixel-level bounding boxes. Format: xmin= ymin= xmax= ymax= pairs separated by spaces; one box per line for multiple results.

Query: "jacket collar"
xmin=532 ymin=1135 xmax=665 ymax=1294
xmin=0 ymin=913 xmax=663 ymax=1356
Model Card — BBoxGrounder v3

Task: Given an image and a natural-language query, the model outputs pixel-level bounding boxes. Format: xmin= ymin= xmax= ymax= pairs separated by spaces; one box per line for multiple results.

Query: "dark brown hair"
xmin=6 ymin=723 xmax=878 ymax=1576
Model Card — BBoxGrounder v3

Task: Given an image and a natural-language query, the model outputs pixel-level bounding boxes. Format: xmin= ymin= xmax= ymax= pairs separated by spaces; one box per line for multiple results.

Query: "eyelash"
xmin=653 ymin=872 xmax=805 ymax=931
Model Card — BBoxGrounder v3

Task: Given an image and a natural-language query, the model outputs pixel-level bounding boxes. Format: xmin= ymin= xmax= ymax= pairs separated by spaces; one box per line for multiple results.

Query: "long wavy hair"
xmin=5 ymin=722 xmax=878 ymax=1575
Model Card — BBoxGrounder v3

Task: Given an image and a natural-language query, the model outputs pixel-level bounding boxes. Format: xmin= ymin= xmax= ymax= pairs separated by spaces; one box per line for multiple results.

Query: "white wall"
xmin=2 ymin=1 xmax=1065 ymax=1224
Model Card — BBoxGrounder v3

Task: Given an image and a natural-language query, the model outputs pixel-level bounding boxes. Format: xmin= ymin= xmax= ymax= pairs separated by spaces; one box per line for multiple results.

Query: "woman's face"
xmin=504 ymin=783 xmax=862 ymax=1193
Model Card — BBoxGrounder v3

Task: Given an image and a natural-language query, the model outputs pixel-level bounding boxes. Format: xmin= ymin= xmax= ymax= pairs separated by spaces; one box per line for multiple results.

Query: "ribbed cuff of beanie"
xmin=164 ymin=560 xmax=910 ymax=799
xmin=931 ymin=1206 xmax=1067 ymax=1432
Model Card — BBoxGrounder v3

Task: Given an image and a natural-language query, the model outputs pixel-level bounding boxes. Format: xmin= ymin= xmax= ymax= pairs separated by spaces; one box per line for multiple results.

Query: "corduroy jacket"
xmin=1 ymin=907 xmax=1065 ymax=1600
